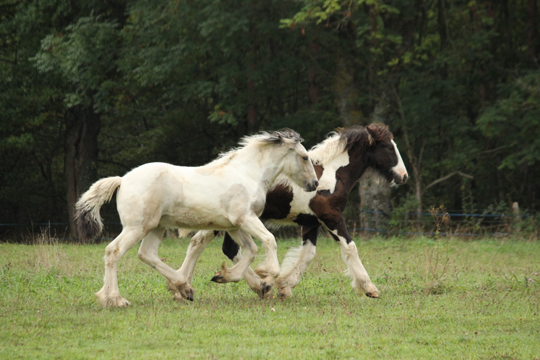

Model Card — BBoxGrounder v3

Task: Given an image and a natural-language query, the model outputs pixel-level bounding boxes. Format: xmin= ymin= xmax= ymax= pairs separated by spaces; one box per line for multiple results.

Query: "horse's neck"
xmin=341 ymin=149 xmax=370 ymax=192
xmin=234 ymin=146 xmax=284 ymax=192
xmin=318 ymin=148 xmax=369 ymax=195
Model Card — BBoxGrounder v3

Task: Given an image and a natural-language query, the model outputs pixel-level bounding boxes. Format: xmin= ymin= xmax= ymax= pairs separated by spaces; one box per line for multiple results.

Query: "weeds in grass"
xmin=29 ymin=227 xmax=67 ymax=273
xmin=424 ymin=206 xmax=452 ymax=294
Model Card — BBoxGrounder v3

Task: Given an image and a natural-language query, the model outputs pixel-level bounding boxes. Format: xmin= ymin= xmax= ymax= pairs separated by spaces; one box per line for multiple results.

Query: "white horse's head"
xmin=263 ymin=130 xmax=319 ymax=192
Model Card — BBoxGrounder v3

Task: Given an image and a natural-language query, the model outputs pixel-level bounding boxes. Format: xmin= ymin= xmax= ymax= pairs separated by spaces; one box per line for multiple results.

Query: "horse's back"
xmin=115 ymin=162 xmax=238 ymax=230
xmin=116 ymin=163 xmax=184 ymax=220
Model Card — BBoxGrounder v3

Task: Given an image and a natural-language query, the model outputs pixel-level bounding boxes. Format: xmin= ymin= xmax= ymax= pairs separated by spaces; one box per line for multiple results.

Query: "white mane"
xmin=308 ymin=132 xmax=347 ymax=166
xmin=207 ymin=130 xmax=301 ymax=167
xmin=266 ymin=131 xmax=348 ymax=194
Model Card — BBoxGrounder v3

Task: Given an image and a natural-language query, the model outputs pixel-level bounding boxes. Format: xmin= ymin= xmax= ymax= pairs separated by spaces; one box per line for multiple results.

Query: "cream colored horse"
xmin=75 ymin=129 xmax=318 ymax=307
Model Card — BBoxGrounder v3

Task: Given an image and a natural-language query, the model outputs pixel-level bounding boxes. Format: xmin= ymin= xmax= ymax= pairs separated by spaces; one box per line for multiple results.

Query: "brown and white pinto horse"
xmin=174 ymin=124 xmax=407 ymax=301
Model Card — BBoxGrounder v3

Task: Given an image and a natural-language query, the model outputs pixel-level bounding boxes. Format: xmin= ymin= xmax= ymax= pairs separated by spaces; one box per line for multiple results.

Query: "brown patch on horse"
xmin=261 ymin=184 xmax=294 ymax=220
xmin=314 ymin=164 xmax=324 ymax=179
xmin=308 ymin=193 xmax=347 ymax=231
xmin=366 ymin=123 xmax=393 ymax=142
xmin=338 ymin=123 xmax=393 ymax=151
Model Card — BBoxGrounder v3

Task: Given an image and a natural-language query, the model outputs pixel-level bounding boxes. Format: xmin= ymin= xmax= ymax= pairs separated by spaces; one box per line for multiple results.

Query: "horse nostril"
xmin=314 ymin=180 xmax=319 ymax=188
xmin=403 ymin=174 xmax=408 ymax=183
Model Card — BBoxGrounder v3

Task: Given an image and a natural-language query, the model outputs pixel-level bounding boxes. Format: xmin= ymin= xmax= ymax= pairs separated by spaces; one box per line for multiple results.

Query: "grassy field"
xmin=0 ymin=235 xmax=539 ymax=359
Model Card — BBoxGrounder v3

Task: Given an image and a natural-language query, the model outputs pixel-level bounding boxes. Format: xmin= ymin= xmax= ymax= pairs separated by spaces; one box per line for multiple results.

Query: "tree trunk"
xmin=359 ymin=168 xmax=391 ymax=232
xmin=333 ymin=57 xmax=393 ymax=234
xmin=308 ymin=42 xmax=319 ymax=106
xmin=437 ymin=0 xmax=449 ymax=49
xmin=65 ymin=105 xmax=100 ymax=240
xmin=527 ymin=0 xmax=538 ymax=62
xmin=358 ymin=95 xmax=392 ymax=234
xmin=334 ymin=59 xmax=360 ymax=126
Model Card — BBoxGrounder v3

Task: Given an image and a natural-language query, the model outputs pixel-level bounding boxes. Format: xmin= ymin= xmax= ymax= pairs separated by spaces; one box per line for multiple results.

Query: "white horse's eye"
xmin=302 ymin=156 xmax=308 ymax=161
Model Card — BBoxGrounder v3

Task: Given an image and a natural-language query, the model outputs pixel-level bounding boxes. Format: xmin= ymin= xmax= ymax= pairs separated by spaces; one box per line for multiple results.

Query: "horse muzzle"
xmin=304 ymin=179 xmax=319 ymax=192
xmin=391 ymin=171 xmax=408 ymax=185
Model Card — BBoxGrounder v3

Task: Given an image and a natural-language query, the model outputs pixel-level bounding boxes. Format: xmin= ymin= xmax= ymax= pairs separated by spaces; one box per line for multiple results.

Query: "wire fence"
xmin=354 ymin=208 xmax=539 ymax=238
xmin=1 ymin=208 xmax=538 ymax=242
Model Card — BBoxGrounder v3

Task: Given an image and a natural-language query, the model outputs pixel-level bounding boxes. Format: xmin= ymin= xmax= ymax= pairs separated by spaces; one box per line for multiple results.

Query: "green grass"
xmin=1 ymin=236 xmax=539 ymax=359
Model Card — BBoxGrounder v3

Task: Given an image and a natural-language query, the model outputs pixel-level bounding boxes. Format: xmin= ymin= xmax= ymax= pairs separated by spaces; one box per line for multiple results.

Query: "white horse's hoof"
xmin=277 ymin=286 xmax=293 ymax=299
xmin=260 ymin=282 xmax=273 ymax=298
xmin=96 ymin=293 xmax=131 ymax=307
xmin=363 ymin=283 xmax=379 ymax=298
xmin=167 ymin=281 xmax=194 ymax=301
xmin=172 ymin=291 xmax=193 ymax=302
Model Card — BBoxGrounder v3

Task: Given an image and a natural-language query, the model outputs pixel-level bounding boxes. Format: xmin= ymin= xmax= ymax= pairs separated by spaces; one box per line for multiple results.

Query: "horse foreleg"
xmin=275 ymin=225 xmax=319 ymax=299
xmin=210 ymin=229 xmax=258 ymax=284
xmin=96 ymin=226 xmax=147 ymax=307
xmin=221 ymin=232 xmax=268 ymax=298
xmin=138 ymin=227 xmax=193 ymax=302
xmin=239 ymin=217 xmax=280 ymax=291
xmin=327 ymin=220 xmax=378 ymax=298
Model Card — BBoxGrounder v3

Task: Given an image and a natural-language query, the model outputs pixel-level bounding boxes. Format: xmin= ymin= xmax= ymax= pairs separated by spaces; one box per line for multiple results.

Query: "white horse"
xmin=75 ymin=129 xmax=318 ymax=307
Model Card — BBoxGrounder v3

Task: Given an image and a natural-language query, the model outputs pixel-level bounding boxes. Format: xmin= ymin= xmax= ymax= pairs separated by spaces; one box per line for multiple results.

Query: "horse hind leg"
xmin=171 ymin=230 xmax=217 ymax=301
xmin=137 ymin=227 xmax=193 ymax=302
xmin=96 ymin=226 xmax=146 ymax=307
xmin=276 ymin=236 xmax=318 ymax=299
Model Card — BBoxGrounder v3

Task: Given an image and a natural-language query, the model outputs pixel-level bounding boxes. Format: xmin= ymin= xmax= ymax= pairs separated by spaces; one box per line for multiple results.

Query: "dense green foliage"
xmin=1 ymin=0 xmax=539 ymax=238
xmin=1 ymin=236 xmax=539 ymax=358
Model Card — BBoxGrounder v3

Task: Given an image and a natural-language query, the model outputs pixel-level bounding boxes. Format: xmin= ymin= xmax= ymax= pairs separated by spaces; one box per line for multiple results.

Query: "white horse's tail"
xmin=75 ymin=176 xmax=122 ymax=240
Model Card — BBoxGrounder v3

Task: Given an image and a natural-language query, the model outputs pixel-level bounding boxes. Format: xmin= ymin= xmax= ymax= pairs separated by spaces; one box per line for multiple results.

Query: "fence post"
xmin=512 ymin=202 xmax=521 ymax=235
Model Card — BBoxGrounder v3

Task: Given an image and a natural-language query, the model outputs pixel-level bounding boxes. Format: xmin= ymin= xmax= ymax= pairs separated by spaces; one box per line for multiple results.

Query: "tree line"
xmin=1 ymin=0 xmax=539 ymax=240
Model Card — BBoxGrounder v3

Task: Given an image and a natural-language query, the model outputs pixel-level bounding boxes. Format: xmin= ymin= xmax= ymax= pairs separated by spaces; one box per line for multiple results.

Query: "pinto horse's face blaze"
xmin=370 ymin=139 xmax=408 ymax=185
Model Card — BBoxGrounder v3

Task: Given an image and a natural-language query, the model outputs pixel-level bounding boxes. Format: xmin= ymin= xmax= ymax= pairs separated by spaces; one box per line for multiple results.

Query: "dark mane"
xmin=339 ymin=123 xmax=393 ymax=151
xmin=259 ymin=128 xmax=303 ymax=144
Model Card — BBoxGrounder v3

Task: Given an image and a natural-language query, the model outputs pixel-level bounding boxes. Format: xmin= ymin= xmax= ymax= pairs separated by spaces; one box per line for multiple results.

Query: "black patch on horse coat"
xmin=261 ymin=184 xmax=294 ymax=220
xmin=301 ymin=226 xmax=319 ymax=246
xmin=293 ymin=214 xmax=320 ymax=228
xmin=222 ymin=232 xmax=239 ymax=261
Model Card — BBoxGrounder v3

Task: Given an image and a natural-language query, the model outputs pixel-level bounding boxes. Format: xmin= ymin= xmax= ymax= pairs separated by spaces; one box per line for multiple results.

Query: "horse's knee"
xmin=244 ymin=243 xmax=258 ymax=261
xmin=263 ymin=236 xmax=277 ymax=252
xmin=105 ymin=244 xmax=120 ymax=259
xmin=137 ymin=249 xmax=151 ymax=263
